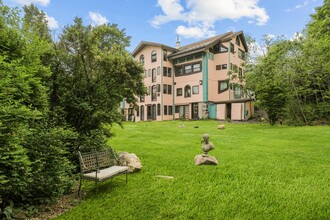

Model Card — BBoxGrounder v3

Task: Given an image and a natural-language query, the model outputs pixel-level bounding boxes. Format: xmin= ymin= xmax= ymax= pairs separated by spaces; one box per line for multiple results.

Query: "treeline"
xmin=245 ymin=0 xmax=329 ymax=125
xmin=0 ymin=1 xmax=145 ymax=218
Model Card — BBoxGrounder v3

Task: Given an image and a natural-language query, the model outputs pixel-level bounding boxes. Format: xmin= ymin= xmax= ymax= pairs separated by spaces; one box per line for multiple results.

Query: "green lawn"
xmin=56 ymin=121 xmax=330 ymax=220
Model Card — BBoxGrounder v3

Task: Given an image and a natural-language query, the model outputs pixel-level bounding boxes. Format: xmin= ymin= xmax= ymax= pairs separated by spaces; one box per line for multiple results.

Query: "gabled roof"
xmin=168 ymin=31 xmax=248 ymax=59
xmin=132 ymin=41 xmax=178 ymax=57
xmin=132 ymin=31 xmax=249 ymax=59
xmin=221 ymin=31 xmax=248 ymax=51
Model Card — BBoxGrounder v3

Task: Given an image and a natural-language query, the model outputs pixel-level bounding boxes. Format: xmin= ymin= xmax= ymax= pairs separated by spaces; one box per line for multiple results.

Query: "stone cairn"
xmin=194 ymin=134 xmax=218 ymax=165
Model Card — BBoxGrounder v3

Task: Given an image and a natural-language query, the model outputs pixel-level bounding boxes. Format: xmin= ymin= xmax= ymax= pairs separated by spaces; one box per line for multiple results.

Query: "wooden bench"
xmin=77 ymin=149 xmax=128 ymax=197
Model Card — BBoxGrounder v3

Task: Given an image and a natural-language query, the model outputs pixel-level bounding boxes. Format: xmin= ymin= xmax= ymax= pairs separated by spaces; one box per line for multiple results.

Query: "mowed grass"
xmin=56 ymin=121 xmax=330 ymax=220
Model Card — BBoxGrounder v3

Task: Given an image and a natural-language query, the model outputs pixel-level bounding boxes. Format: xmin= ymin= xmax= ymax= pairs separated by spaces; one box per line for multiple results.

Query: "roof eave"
xmin=168 ymin=48 xmax=206 ymax=60
xmin=132 ymin=41 xmax=178 ymax=57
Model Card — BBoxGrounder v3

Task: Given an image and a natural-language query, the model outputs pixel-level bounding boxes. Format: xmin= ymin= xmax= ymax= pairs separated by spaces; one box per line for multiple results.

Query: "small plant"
xmin=0 ymin=201 xmax=14 ymax=220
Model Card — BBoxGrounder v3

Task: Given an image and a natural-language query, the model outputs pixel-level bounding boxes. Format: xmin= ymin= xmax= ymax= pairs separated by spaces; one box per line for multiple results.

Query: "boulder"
xmin=217 ymin=124 xmax=225 ymax=129
xmin=118 ymin=152 xmax=142 ymax=173
xmin=194 ymin=154 xmax=218 ymax=165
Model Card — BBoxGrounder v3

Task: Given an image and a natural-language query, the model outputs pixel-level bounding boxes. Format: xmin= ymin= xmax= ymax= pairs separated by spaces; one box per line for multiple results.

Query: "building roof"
xmin=132 ymin=31 xmax=248 ymax=59
xmin=131 ymin=41 xmax=178 ymax=57
xmin=169 ymin=31 xmax=248 ymax=59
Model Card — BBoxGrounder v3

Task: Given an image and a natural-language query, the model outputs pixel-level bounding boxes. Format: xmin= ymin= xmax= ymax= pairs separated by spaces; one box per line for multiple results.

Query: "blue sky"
xmin=2 ymin=0 xmax=324 ymax=52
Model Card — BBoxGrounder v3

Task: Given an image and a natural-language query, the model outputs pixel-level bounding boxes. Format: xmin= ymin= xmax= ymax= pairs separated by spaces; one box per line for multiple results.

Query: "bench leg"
xmin=78 ymin=177 xmax=82 ymax=198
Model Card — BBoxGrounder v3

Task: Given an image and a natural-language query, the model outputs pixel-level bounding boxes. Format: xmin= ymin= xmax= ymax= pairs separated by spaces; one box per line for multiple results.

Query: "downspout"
xmin=228 ymin=42 xmax=231 ymax=101
xmin=172 ymin=64 xmax=175 ymax=120
xmin=161 ymin=49 xmax=164 ymax=121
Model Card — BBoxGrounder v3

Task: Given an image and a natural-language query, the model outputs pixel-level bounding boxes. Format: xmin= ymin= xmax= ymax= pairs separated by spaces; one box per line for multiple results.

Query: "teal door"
xmin=208 ymin=103 xmax=217 ymax=119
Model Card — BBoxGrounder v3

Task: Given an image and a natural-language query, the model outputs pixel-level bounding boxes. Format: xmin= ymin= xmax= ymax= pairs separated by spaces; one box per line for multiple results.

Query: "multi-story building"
xmin=121 ymin=31 xmax=254 ymax=122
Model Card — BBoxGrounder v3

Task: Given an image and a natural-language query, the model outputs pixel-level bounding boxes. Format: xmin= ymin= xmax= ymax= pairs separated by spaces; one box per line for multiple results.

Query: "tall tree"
xmin=52 ymin=18 xmax=146 ymax=148
xmin=245 ymin=0 xmax=329 ymax=125
xmin=1 ymin=2 xmax=75 ymax=213
xmin=302 ymin=0 xmax=330 ymax=122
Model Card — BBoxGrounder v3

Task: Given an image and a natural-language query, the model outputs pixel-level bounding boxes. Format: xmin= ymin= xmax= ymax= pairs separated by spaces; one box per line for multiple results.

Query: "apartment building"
xmin=121 ymin=31 xmax=254 ymax=122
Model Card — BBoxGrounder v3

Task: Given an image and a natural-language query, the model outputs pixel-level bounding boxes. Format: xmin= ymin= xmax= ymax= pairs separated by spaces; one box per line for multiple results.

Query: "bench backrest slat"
xmin=78 ymin=151 xmax=98 ymax=173
xmin=97 ymin=150 xmax=113 ymax=169
xmin=78 ymin=149 xmax=118 ymax=173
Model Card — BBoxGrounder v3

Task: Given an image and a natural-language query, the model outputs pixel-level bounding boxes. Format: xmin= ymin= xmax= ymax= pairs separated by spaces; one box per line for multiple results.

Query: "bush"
xmin=24 ymin=126 xmax=78 ymax=204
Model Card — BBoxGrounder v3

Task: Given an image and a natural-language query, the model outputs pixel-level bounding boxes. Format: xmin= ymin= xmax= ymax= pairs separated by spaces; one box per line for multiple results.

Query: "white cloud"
xmin=12 ymin=0 xmax=50 ymax=6
xmin=151 ymin=0 xmax=269 ymax=39
xmin=45 ymin=14 xmax=58 ymax=29
xmin=151 ymin=0 xmax=185 ymax=27
xmin=176 ymin=25 xmax=216 ymax=39
xmin=88 ymin=12 xmax=108 ymax=26
xmin=286 ymin=0 xmax=316 ymax=12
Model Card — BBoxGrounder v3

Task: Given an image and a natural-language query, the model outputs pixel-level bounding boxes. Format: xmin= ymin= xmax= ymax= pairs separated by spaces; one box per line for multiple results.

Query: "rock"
xmin=217 ymin=124 xmax=225 ymax=129
xmin=201 ymin=134 xmax=214 ymax=155
xmin=118 ymin=152 xmax=142 ymax=173
xmin=194 ymin=154 xmax=218 ymax=165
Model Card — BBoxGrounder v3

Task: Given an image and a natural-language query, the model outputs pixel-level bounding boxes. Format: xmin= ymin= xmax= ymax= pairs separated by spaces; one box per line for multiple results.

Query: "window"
xmin=230 ymin=43 xmax=234 ymax=54
xmin=164 ymin=105 xmax=168 ymax=115
xmin=234 ymin=85 xmax=241 ymax=99
xmin=152 ymin=68 xmax=156 ymax=82
xmin=168 ymin=85 xmax=172 ymax=94
xmin=184 ymin=85 xmax=191 ymax=98
xmin=163 ymin=84 xmax=167 ymax=94
xmin=184 ymin=65 xmax=192 ymax=74
xmin=168 ymin=106 xmax=173 ymax=115
xmin=148 ymin=86 xmax=151 ymax=95
xmin=168 ymin=68 xmax=172 ymax=77
xmin=151 ymin=50 xmax=157 ymax=62
xmin=235 ymin=36 xmax=240 ymax=46
xmin=144 ymin=70 xmax=147 ymax=78
xmin=176 ymin=66 xmax=183 ymax=75
xmin=220 ymin=44 xmax=228 ymax=53
xmin=163 ymin=67 xmax=167 ymax=76
xmin=157 ymin=104 xmax=161 ymax=116
xmin=186 ymin=55 xmax=193 ymax=62
xmin=216 ymin=65 xmax=221 ymax=70
xmin=222 ymin=64 xmax=227 ymax=69
xmin=175 ymin=106 xmax=180 ymax=113
xmin=218 ymin=80 xmax=229 ymax=93
xmin=140 ymin=96 xmax=145 ymax=102
xmin=157 ymin=84 xmax=161 ymax=92
xmin=148 ymin=69 xmax=151 ymax=77
xmin=210 ymin=43 xmax=228 ymax=54
xmin=195 ymin=53 xmax=203 ymax=59
xmin=238 ymin=49 xmax=245 ymax=60
xmin=177 ymin=88 xmax=182 ymax=96
xmin=192 ymin=85 xmax=199 ymax=94
xmin=139 ymin=55 xmax=144 ymax=64
xmin=175 ymin=62 xmax=202 ymax=77
xmin=157 ymin=66 xmax=160 ymax=75
xmin=163 ymin=50 xmax=167 ymax=61
xmin=193 ymin=63 xmax=201 ymax=72
xmin=152 ymin=85 xmax=157 ymax=101
xmin=239 ymin=68 xmax=243 ymax=78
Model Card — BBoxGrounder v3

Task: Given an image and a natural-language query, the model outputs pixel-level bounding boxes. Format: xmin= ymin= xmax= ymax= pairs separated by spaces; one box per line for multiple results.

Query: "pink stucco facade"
xmin=121 ymin=31 xmax=254 ymax=122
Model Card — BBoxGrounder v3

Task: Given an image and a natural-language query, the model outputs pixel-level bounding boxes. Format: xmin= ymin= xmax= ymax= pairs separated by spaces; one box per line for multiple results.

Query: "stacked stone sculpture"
xmin=194 ymin=134 xmax=218 ymax=165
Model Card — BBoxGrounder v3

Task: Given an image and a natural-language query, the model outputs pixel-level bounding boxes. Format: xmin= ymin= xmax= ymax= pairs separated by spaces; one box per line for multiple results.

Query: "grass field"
xmin=56 ymin=120 xmax=330 ymax=220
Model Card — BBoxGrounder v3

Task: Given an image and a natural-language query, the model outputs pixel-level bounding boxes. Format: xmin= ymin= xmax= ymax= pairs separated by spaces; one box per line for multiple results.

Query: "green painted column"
xmin=202 ymin=53 xmax=208 ymax=102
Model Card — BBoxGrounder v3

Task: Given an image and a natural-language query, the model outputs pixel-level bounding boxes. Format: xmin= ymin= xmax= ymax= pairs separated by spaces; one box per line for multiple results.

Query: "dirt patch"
xmin=28 ymin=192 xmax=79 ymax=220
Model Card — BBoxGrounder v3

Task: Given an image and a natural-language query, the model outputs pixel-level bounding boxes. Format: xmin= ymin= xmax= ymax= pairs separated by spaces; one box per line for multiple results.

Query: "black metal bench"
xmin=77 ymin=149 xmax=128 ymax=197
